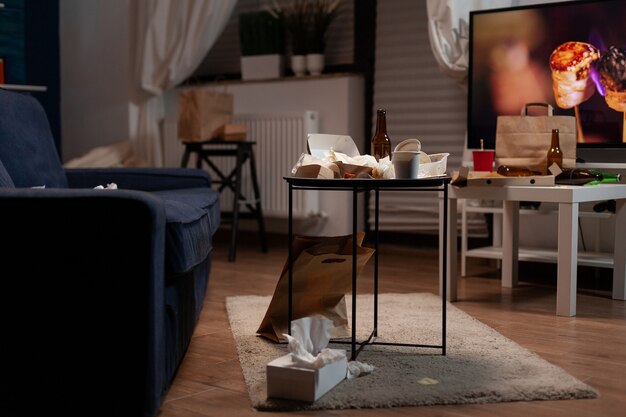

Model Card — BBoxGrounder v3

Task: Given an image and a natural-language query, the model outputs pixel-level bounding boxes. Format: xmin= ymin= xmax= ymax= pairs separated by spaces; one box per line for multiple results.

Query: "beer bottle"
xmin=546 ymin=128 xmax=563 ymax=174
xmin=371 ymin=109 xmax=391 ymax=161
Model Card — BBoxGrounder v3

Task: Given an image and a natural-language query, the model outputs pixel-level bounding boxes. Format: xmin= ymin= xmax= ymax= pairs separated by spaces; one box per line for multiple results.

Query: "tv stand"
xmin=576 ymin=148 xmax=626 ymax=169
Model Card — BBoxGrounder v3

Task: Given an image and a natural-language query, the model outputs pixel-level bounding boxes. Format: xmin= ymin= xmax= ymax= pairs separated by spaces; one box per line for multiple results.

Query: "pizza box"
xmin=452 ymin=167 xmax=555 ymax=187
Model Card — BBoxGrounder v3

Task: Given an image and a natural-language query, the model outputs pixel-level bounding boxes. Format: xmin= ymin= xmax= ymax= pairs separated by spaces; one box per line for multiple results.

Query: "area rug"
xmin=225 ymin=293 xmax=597 ymax=411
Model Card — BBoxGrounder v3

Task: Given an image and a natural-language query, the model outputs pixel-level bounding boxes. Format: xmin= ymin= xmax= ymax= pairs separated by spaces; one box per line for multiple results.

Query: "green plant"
xmin=268 ymin=0 xmax=310 ymax=55
xmin=267 ymin=0 xmax=340 ymax=55
xmin=238 ymin=11 xmax=284 ymax=56
xmin=306 ymin=0 xmax=339 ymax=54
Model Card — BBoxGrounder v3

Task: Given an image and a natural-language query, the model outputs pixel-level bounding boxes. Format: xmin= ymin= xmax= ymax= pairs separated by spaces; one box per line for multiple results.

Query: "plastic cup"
xmin=392 ymin=151 xmax=420 ymax=178
xmin=472 ymin=150 xmax=495 ymax=172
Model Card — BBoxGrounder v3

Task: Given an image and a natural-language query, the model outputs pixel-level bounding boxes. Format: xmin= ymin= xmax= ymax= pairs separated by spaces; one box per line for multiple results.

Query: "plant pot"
xmin=290 ymin=55 xmax=306 ymax=77
xmin=240 ymin=54 xmax=283 ymax=80
xmin=305 ymin=53 xmax=324 ymax=76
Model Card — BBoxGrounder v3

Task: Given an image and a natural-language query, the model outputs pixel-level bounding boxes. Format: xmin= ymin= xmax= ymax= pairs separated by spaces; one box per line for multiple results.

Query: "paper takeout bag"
xmin=257 ymin=233 xmax=375 ymax=342
xmin=178 ymin=88 xmax=234 ymax=142
xmin=495 ymin=103 xmax=576 ymax=174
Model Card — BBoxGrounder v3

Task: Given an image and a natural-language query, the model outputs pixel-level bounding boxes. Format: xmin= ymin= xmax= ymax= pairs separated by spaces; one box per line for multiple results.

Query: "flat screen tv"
xmin=468 ymin=0 xmax=626 ymax=163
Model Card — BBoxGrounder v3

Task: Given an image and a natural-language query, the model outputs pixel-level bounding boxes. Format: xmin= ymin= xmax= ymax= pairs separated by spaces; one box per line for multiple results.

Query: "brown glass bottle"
xmin=547 ymin=128 xmax=563 ymax=174
xmin=371 ymin=109 xmax=392 ymax=161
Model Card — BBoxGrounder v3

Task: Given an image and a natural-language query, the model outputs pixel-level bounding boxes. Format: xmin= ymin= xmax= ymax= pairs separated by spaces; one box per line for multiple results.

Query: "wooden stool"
xmin=181 ymin=140 xmax=268 ymax=262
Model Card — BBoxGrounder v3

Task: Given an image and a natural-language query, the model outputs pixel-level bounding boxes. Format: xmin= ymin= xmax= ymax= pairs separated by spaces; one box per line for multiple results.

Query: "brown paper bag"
xmin=257 ymin=232 xmax=375 ymax=343
xmin=495 ymin=103 xmax=577 ymax=174
xmin=178 ymin=88 xmax=234 ymax=142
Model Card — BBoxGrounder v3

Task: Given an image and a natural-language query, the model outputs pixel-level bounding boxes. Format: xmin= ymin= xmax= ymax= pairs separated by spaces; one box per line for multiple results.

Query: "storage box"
xmin=241 ymin=54 xmax=283 ymax=80
xmin=266 ymin=350 xmax=347 ymax=402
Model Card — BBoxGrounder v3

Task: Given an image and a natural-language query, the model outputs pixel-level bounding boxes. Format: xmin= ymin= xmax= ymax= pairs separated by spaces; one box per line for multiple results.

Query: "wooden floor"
xmin=158 ymin=231 xmax=626 ymax=417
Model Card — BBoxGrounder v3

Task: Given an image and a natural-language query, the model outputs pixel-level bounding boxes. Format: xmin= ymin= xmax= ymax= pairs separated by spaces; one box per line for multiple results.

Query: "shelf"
xmin=464 ymin=205 xmax=614 ymax=219
xmin=465 ymin=246 xmax=614 ymax=269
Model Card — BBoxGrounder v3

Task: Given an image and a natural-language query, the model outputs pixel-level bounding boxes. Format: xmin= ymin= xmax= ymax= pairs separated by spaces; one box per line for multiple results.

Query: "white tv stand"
xmin=459 ymin=162 xmax=626 ymax=278
xmin=444 ymin=183 xmax=626 ymax=317
xmin=461 ymin=200 xmax=614 ymax=277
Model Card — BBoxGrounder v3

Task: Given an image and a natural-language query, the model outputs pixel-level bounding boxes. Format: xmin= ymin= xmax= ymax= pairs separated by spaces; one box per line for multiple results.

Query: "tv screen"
xmin=468 ymin=0 xmax=626 ymax=157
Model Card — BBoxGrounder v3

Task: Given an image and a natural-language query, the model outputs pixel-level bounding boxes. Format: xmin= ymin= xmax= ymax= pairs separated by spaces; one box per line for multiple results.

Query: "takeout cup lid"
xmin=394 ymin=138 xmax=421 ymax=152
xmin=392 ymin=150 xmax=421 ymax=161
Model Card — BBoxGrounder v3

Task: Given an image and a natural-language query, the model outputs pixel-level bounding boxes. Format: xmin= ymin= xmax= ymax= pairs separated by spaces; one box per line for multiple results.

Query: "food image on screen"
xmin=549 ymin=41 xmax=600 ymax=109
xmin=599 ymin=46 xmax=626 ymax=112
xmin=468 ymin=0 xmax=626 ymax=149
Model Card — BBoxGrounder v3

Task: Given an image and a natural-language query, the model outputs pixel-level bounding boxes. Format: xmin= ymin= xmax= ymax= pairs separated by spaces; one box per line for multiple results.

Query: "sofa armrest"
xmin=65 ymin=167 xmax=212 ymax=190
xmin=0 ymin=187 xmax=167 ymax=416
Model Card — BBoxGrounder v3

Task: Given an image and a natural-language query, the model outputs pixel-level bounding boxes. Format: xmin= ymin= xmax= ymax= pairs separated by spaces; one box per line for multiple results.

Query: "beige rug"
xmin=226 ymin=293 xmax=597 ymax=411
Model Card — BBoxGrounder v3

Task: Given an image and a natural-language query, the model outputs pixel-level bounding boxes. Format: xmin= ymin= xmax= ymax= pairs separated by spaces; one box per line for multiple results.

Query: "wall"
xmin=59 ymin=0 xmax=132 ymax=162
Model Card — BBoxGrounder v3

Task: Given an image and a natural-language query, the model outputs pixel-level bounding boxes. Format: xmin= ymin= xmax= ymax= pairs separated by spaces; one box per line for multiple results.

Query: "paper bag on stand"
xmin=495 ymin=103 xmax=577 ymax=174
xmin=257 ymin=232 xmax=375 ymax=343
xmin=178 ymin=88 xmax=234 ymax=142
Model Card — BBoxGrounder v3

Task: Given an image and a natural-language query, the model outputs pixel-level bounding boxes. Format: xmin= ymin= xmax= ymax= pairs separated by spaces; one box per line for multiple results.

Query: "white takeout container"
xmin=307 ymin=133 xmax=360 ymax=158
xmin=418 ymin=152 xmax=449 ymax=178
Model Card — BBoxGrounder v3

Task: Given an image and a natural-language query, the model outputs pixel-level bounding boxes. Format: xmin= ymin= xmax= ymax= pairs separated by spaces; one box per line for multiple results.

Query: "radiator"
xmin=211 ymin=111 xmax=321 ymax=219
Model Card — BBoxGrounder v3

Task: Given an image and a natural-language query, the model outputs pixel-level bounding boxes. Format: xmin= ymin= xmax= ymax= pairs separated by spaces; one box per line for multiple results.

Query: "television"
xmin=468 ymin=0 xmax=626 ymax=163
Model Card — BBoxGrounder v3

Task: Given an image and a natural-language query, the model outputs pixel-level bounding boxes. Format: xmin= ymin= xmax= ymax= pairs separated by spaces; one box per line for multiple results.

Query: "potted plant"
xmin=305 ymin=0 xmax=339 ymax=75
xmin=268 ymin=0 xmax=310 ymax=76
xmin=238 ymin=10 xmax=284 ymax=80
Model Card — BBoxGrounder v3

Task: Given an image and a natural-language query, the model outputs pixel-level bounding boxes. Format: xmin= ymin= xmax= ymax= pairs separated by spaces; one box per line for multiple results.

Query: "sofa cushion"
xmin=0 ymin=159 xmax=15 ymax=188
xmin=153 ymin=187 xmax=220 ymax=273
xmin=0 ymin=89 xmax=68 ymax=188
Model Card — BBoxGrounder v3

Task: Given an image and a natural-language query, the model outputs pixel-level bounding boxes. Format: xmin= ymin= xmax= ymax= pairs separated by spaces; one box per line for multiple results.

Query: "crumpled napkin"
xmin=93 ymin=182 xmax=118 ymax=190
xmin=282 ymin=316 xmax=346 ymax=369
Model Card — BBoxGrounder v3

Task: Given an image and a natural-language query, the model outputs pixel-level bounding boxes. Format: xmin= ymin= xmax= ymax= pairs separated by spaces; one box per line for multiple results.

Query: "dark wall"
xmin=26 ymin=0 xmax=61 ymax=156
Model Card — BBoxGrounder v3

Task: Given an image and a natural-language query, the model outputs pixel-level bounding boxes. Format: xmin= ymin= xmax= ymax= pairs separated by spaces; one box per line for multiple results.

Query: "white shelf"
xmin=465 ymin=246 xmax=614 ymax=268
xmin=464 ymin=205 xmax=614 ymax=219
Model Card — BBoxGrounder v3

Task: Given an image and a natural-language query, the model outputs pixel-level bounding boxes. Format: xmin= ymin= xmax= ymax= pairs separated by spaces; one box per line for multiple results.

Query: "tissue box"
xmin=266 ymin=350 xmax=348 ymax=402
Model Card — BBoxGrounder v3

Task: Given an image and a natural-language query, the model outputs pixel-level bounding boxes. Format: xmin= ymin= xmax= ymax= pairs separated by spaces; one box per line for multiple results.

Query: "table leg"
xmin=442 ymin=194 xmax=457 ymax=301
xmin=612 ymin=199 xmax=626 ymax=300
xmin=288 ymin=183 xmax=293 ymax=335
xmin=351 ymin=188 xmax=358 ymax=360
xmin=502 ymin=200 xmax=519 ymax=288
xmin=557 ymin=202 xmax=579 ymax=317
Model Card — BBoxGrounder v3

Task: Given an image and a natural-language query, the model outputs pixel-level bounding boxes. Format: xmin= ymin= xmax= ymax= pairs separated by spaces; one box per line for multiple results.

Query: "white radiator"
xmin=212 ymin=111 xmax=321 ymax=219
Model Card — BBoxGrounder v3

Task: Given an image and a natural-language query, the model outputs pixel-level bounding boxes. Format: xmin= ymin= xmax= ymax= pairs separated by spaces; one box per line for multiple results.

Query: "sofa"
xmin=0 ymin=87 xmax=220 ymax=416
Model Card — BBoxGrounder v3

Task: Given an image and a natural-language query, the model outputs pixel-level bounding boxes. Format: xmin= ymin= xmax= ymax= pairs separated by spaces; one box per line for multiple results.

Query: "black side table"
xmin=181 ymin=140 xmax=268 ymax=262
xmin=284 ymin=176 xmax=451 ymax=360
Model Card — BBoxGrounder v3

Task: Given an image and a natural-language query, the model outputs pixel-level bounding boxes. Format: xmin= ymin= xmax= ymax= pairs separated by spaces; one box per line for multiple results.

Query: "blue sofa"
xmin=0 ymin=88 xmax=220 ymax=416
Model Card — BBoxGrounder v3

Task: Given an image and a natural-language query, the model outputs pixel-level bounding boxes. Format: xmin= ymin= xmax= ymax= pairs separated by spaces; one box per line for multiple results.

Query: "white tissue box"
xmin=266 ymin=349 xmax=348 ymax=402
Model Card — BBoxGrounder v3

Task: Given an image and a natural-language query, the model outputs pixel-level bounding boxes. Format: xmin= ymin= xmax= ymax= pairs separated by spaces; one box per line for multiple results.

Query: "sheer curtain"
xmin=426 ymin=0 xmax=515 ymax=88
xmin=133 ymin=0 xmax=236 ymax=166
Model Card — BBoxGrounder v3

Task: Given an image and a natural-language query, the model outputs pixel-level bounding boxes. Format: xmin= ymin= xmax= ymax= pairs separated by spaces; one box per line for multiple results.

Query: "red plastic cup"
xmin=472 ymin=150 xmax=495 ymax=172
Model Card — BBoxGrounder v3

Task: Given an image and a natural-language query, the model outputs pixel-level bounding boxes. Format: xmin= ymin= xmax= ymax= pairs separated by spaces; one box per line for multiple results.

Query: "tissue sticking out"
xmin=282 ymin=316 xmax=346 ymax=369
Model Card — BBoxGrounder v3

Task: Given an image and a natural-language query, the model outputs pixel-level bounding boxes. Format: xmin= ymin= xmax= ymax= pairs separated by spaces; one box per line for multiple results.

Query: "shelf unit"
xmin=460 ymin=199 xmax=614 ymax=276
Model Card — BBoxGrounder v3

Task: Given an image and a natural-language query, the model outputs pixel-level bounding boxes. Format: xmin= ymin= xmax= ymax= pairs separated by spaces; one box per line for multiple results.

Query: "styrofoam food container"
xmin=418 ymin=153 xmax=449 ymax=178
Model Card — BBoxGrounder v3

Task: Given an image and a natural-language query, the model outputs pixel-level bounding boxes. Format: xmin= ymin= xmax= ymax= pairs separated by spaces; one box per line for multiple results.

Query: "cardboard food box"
xmin=266 ymin=350 xmax=348 ymax=402
xmin=452 ymin=166 xmax=555 ymax=187
xmin=294 ymin=134 xmax=373 ymax=179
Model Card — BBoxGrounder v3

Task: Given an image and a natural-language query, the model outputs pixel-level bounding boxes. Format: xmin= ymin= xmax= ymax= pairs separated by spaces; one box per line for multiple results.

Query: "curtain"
xmin=425 ymin=0 xmax=515 ymax=88
xmin=133 ymin=0 xmax=236 ymax=166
